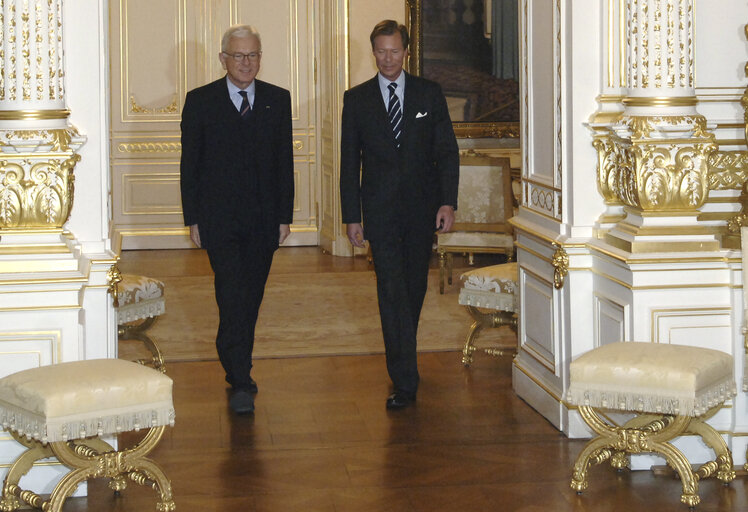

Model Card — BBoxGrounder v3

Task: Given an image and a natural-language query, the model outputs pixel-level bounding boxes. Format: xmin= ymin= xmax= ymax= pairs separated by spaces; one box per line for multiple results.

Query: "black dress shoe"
xmin=386 ymin=392 xmax=415 ymax=410
xmin=229 ymin=389 xmax=255 ymax=414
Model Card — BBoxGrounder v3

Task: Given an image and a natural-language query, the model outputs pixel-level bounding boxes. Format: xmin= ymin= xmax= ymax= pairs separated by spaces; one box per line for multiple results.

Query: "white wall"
xmin=348 ymin=0 xmax=404 ymax=88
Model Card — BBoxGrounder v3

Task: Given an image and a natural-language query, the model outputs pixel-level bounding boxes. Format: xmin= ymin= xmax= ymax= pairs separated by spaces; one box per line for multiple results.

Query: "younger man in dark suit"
xmin=340 ymin=20 xmax=459 ymax=409
xmin=180 ymin=25 xmax=294 ymax=414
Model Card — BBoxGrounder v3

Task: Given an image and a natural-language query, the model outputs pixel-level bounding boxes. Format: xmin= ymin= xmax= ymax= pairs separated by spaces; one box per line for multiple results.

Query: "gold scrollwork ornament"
xmin=0 ymin=154 xmax=79 ymax=228
xmin=592 ymin=135 xmax=620 ymax=205
xmin=552 ymin=244 xmax=569 ymax=290
xmin=107 ymin=263 xmax=123 ymax=308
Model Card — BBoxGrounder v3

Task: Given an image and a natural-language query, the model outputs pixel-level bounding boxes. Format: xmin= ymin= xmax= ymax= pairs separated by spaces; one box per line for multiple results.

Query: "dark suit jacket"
xmin=180 ymin=77 xmax=294 ymax=250
xmin=339 ymin=72 xmax=459 ymax=242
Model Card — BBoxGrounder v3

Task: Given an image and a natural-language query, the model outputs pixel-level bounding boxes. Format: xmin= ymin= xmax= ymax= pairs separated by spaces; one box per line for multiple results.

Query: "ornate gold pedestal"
xmin=571 ymin=405 xmax=735 ymax=508
xmin=0 ymin=427 xmax=174 ymax=512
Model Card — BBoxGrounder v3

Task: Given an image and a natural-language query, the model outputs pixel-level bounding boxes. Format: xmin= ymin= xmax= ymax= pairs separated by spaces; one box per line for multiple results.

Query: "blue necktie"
xmin=387 ymin=82 xmax=402 ymax=147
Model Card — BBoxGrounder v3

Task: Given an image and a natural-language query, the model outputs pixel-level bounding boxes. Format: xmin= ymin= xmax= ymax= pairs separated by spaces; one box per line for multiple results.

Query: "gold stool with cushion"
xmin=458 ymin=262 xmax=518 ymax=365
xmin=0 ymin=359 xmax=175 ymax=512
xmin=566 ymin=342 xmax=736 ymax=508
xmin=112 ymin=272 xmax=167 ymax=372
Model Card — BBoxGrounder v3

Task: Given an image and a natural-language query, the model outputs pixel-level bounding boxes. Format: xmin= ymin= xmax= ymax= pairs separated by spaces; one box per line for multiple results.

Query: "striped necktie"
xmin=238 ymin=90 xmax=251 ymax=120
xmin=387 ymin=82 xmax=402 ymax=147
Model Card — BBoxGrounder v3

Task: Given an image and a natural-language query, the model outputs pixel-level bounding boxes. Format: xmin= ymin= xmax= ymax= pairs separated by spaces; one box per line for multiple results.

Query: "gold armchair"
xmin=436 ymin=154 xmax=514 ymax=293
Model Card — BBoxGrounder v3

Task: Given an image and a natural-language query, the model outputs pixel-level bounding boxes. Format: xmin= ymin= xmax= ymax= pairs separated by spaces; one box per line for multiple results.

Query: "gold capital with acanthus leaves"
xmin=0 ymin=127 xmax=84 ymax=229
xmin=593 ymin=115 xmax=717 ymax=213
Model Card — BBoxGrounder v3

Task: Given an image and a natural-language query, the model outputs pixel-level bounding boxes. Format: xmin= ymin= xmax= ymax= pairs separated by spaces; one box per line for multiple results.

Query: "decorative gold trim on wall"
xmin=551 ymin=243 xmax=568 ymax=289
xmin=116 ymin=142 xmax=181 ymax=153
xmin=128 ymin=95 xmax=179 ymax=115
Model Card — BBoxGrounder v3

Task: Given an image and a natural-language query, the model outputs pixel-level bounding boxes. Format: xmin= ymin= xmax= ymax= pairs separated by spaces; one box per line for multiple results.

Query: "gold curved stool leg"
xmin=119 ymin=316 xmax=166 ymax=373
xmin=438 ymin=248 xmax=447 ymax=294
xmin=48 ymin=425 xmax=174 ymax=512
xmin=462 ymin=306 xmax=517 ymax=366
xmin=571 ymin=405 xmax=705 ymax=507
xmin=686 ymin=413 xmax=736 ymax=484
xmin=0 ymin=433 xmax=54 ymax=511
xmin=2 ymin=426 xmax=174 ymax=512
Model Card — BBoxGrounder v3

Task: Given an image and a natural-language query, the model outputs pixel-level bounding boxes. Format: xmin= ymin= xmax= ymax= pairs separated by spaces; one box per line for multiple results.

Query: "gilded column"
xmin=0 ymin=0 xmax=84 ymax=237
xmin=597 ymin=0 xmax=718 ymax=252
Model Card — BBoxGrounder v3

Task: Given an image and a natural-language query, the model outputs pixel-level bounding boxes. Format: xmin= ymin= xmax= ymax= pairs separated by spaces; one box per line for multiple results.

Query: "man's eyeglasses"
xmin=223 ymin=51 xmax=262 ymax=62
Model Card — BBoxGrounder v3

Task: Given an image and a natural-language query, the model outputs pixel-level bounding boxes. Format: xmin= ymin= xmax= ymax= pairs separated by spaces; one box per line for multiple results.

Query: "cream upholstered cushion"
xmin=437 ymin=231 xmax=514 ymax=250
xmin=566 ymin=342 xmax=735 ymax=417
xmin=459 ymin=262 xmax=518 ymax=312
xmin=0 ymin=359 xmax=175 ymax=443
xmin=117 ymin=274 xmax=166 ymax=324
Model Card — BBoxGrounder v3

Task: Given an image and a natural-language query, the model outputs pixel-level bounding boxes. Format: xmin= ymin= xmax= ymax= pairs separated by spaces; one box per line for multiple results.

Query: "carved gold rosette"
xmin=593 ymin=115 xmax=717 ymax=212
xmin=0 ymin=127 xmax=85 ymax=228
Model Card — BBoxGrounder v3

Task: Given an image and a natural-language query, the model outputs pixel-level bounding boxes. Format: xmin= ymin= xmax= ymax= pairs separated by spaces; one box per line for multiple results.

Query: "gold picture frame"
xmin=405 ymin=0 xmax=520 ymax=139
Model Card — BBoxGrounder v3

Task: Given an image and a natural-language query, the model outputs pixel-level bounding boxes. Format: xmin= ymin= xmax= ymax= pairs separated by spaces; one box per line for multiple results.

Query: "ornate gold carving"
xmin=1 ymin=127 xmax=81 ymax=152
xmin=592 ymin=135 xmax=622 ymax=205
xmin=293 ymin=139 xmax=303 ymax=151
xmin=0 ymin=154 xmax=79 ymax=227
xmin=129 ymin=95 xmax=178 ymax=115
xmin=9 ymin=2 xmax=17 ymax=101
xmin=653 ymin=0 xmax=661 ymax=88
xmin=571 ymin=405 xmax=735 ymax=508
xmin=107 ymin=263 xmax=123 ymax=308
xmin=117 ymin=142 xmax=181 ymax=154
xmin=21 ymin=0 xmax=30 ymax=101
xmin=592 ymin=116 xmax=716 ymax=211
xmin=1 ymin=427 xmax=174 ymax=511
xmin=551 ymin=243 xmax=568 ymax=289
xmin=35 ymin=1 xmax=42 ymax=100
xmin=706 ymin=150 xmax=748 ymax=190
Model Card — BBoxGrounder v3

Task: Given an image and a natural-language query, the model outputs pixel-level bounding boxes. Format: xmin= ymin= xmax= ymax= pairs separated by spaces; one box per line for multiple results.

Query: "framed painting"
xmin=406 ymin=0 xmax=520 ymax=138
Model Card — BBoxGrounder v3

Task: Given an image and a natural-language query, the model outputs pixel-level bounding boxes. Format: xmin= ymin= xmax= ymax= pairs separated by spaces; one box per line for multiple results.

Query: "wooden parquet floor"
xmin=61 ymin=248 xmax=748 ymax=511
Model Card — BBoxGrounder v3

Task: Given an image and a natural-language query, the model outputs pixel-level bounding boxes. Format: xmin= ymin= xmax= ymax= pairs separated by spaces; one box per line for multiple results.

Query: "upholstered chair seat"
xmin=566 ymin=342 xmax=736 ymax=508
xmin=116 ymin=274 xmax=165 ymax=324
xmin=0 ymin=359 xmax=175 ymax=511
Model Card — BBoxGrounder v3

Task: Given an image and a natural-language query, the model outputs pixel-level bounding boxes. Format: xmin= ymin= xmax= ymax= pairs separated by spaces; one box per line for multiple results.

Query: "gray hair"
xmin=221 ymin=25 xmax=261 ymax=52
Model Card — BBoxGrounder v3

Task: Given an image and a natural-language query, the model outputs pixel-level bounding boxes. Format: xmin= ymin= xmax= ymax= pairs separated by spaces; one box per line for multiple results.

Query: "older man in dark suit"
xmin=180 ymin=24 xmax=294 ymax=414
xmin=340 ymin=20 xmax=459 ymax=409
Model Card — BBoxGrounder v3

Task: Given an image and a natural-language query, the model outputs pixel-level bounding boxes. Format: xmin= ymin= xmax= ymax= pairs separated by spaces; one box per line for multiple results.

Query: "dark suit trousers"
xmin=369 ymin=225 xmax=433 ymax=397
xmin=206 ymin=230 xmax=274 ymax=390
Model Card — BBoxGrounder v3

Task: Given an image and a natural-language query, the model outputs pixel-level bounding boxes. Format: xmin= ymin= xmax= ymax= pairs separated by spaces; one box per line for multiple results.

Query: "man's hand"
xmin=189 ymin=224 xmax=201 ymax=248
xmin=346 ymin=223 xmax=366 ymax=248
xmin=279 ymin=224 xmax=291 ymax=244
xmin=435 ymin=205 xmax=456 ymax=233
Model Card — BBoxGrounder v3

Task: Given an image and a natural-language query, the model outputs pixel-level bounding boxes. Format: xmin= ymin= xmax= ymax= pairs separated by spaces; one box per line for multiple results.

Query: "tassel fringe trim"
xmin=566 ymin=379 xmax=736 ymax=417
xmin=0 ymin=400 xmax=175 ymax=443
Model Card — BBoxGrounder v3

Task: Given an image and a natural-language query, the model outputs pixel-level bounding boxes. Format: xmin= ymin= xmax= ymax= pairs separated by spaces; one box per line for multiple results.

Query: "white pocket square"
xmin=416 ymin=111 xmax=428 ymax=118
